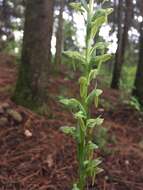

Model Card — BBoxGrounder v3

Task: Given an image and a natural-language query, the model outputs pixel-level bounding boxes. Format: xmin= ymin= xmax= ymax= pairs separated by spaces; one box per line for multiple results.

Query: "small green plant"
xmin=129 ymin=96 xmax=141 ymax=111
xmin=60 ymin=0 xmax=112 ymax=189
xmin=94 ymin=126 xmax=109 ymax=152
xmin=94 ymin=126 xmax=116 ymax=154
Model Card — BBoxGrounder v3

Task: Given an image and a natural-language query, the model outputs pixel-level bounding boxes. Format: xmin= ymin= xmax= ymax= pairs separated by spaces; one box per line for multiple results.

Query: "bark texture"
xmin=132 ymin=22 xmax=143 ymax=105
xmin=13 ymin=0 xmax=55 ymax=108
xmin=111 ymin=0 xmax=133 ymax=89
xmin=55 ymin=0 xmax=64 ymax=65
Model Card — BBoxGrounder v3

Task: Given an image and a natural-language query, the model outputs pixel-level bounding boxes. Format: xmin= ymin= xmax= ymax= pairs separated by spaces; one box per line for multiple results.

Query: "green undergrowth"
xmin=0 ymin=84 xmax=15 ymax=94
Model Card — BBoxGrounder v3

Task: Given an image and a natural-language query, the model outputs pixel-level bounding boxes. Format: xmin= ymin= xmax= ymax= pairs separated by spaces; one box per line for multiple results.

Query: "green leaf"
xmin=87 ymin=15 xmax=107 ymax=44
xmin=94 ymin=89 xmax=104 ymax=107
xmin=74 ymin=111 xmax=86 ymax=120
xmin=105 ymin=8 xmax=113 ymax=16
xmin=95 ymin=42 xmax=109 ymax=49
xmin=81 ymin=0 xmax=88 ymax=10
xmin=84 ymin=158 xmax=102 ymax=176
xmin=84 ymin=159 xmax=102 ymax=168
xmin=79 ymin=76 xmax=88 ymax=98
xmin=72 ymin=184 xmax=80 ymax=190
xmin=60 ymin=98 xmax=86 ymax=114
xmin=95 ymin=95 xmax=99 ymax=108
xmin=70 ymin=3 xmax=84 ymax=13
xmin=87 ymin=117 xmax=104 ymax=128
xmin=87 ymin=8 xmax=113 ymax=42
xmin=78 ymin=117 xmax=86 ymax=132
xmin=86 ymin=89 xmax=103 ymax=106
xmin=95 ymin=89 xmax=103 ymax=96
xmin=94 ymin=167 xmax=104 ymax=175
xmin=87 ymin=141 xmax=98 ymax=150
xmin=90 ymin=54 xmax=112 ymax=67
xmin=90 ymin=16 xmax=106 ymax=39
xmin=60 ymin=98 xmax=71 ymax=107
xmin=63 ymin=51 xmax=85 ymax=67
xmin=88 ymin=69 xmax=98 ymax=84
xmin=60 ymin=126 xmax=76 ymax=137
xmin=60 ymin=98 xmax=79 ymax=108
xmin=89 ymin=42 xmax=109 ymax=56
xmin=92 ymin=8 xmax=113 ymax=21
xmin=95 ymin=117 xmax=104 ymax=125
xmin=96 ymin=54 xmax=112 ymax=63
xmin=102 ymin=0 xmax=109 ymax=4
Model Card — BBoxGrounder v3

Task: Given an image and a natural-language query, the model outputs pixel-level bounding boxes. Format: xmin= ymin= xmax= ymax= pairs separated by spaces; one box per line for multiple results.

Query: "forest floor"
xmin=0 ymin=53 xmax=143 ymax=190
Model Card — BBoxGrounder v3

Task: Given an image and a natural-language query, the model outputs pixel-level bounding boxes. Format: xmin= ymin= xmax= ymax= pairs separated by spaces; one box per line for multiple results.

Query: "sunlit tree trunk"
xmin=132 ymin=21 xmax=143 ymax=105
xmin=13 ymin=0 xmax=55 ymax=108
xmin=111 ymin=0 xmax=133 ymax=89
xmin=55 ymin=0 xmax=64 ymax=65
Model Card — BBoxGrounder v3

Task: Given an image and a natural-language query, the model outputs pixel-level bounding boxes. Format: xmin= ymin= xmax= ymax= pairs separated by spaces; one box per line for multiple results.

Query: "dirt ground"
xmin=0 ymin=54 xmax=143 ymax=190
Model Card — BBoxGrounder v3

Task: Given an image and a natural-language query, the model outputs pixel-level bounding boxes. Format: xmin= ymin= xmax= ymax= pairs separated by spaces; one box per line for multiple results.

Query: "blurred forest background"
xmin=0 ymin=0 xmax=143 ymax=107
xmin=0 ymin=0 xmax=143 ymax=190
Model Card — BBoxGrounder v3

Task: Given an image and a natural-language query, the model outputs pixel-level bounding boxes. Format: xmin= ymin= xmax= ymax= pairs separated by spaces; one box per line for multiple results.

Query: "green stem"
xmin=78 ymin=1 xmax=96 ymax=189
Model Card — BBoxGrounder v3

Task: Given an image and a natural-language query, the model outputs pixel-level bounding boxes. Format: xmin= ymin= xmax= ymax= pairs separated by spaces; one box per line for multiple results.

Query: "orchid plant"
xmin=60 ymin=0 xmax=112 ymax=189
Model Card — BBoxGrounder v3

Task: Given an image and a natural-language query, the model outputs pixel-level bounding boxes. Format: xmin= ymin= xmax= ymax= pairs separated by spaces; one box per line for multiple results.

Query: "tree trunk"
xmin=112 ymin=0 xmax=117 ymax=32
xmin=111 ymin=0 xmax=132 ymax=89
xmin=55 ymin=0 xmax=64 ymax=65
xmin=13 ymin=0 xmax=55 ymax=109
xmin=111 ymin=0 xmax=123 ymax=89
xmin=132 ymin=21 xmax=143 ymax=105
